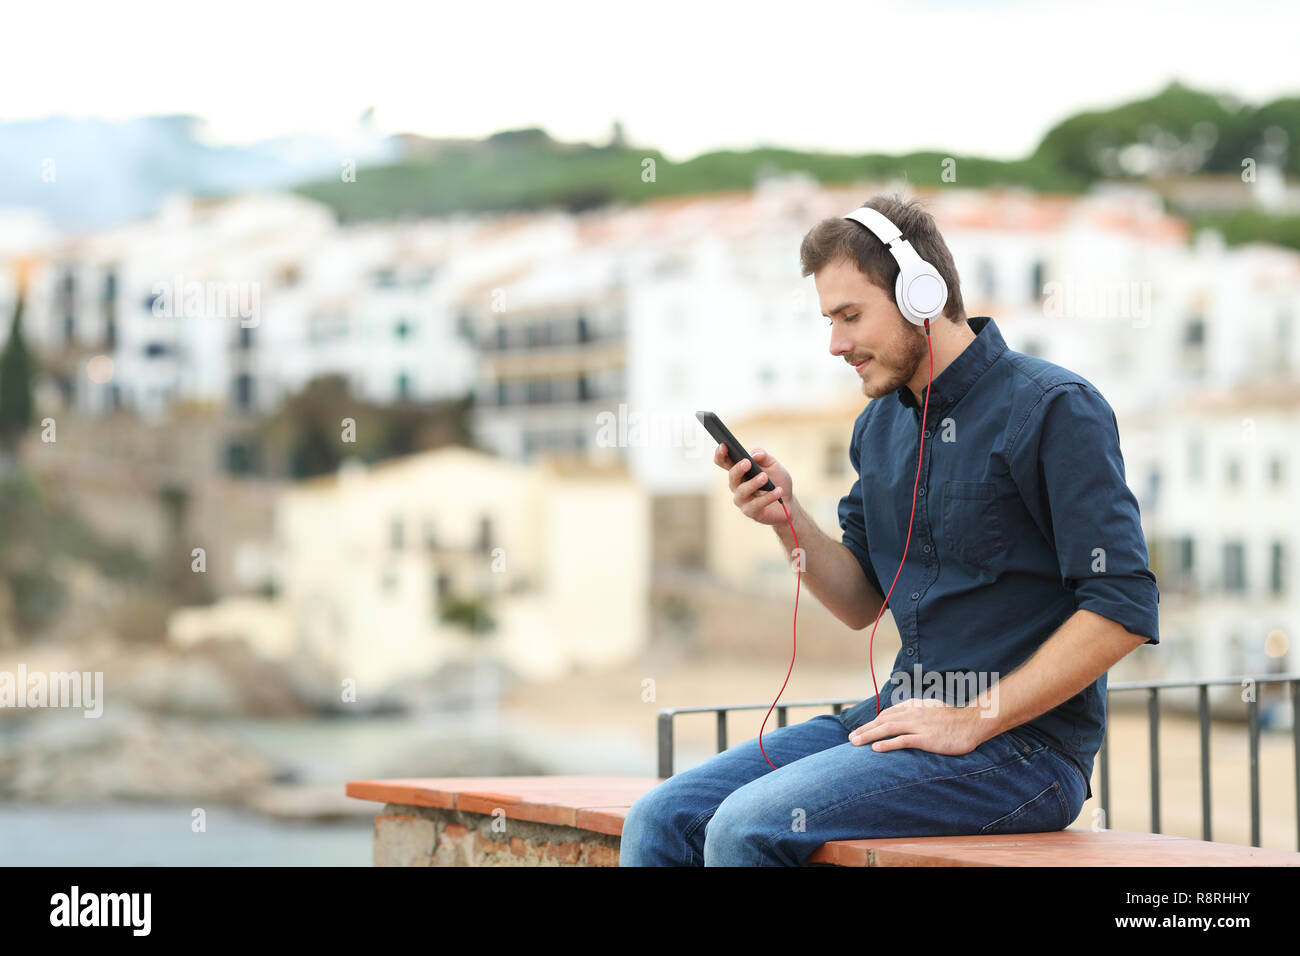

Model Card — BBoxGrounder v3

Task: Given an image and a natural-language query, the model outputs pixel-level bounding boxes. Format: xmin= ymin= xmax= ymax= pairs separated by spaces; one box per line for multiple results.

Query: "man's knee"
xmin=702 ymin=788 xmax=790 ymax=864
xmin=620 ymin=779 xmax=706 ymax=865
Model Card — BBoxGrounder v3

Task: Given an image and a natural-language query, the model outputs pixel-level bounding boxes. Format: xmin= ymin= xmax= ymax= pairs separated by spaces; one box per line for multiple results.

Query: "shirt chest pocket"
xmin=941 ymin=480 xmax=1006 ymax=571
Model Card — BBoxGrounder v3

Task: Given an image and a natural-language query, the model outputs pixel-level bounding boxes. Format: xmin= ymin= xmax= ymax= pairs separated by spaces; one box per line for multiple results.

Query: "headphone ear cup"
xmin=896 ymin=270 xmax=926 ymax=326
xmin=899 ymin=266 xmax=947 ymax=325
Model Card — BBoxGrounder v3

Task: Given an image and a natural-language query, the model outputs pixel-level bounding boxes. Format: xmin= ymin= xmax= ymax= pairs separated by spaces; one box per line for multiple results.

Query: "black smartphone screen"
xmin=695 ymin=410 xmax=776 ymax=495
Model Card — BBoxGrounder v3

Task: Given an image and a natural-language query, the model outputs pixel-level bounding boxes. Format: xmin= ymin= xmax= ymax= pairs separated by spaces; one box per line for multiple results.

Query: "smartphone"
xmin=696 ymin=410 xmax=779 ymax=499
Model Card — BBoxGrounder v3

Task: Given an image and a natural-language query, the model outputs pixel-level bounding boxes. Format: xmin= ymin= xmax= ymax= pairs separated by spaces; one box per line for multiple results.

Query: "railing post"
xmin=1198 ymin=684 xmax=1211 ymax=842
xmin=1293 ymin=679 xmax=1300 ymax=852
xmin=1148 ymin=687 xmax=1160 ymax=834
xmin=716 ymin=710 xmax=727 ymax=755
xmin=1100 ymin=693 xmax=1110 ymax=828
xmin=657 ymin=710 xmax=675 ymax=779
xmin=1248 ymin=693 xmax=1260 ymax=848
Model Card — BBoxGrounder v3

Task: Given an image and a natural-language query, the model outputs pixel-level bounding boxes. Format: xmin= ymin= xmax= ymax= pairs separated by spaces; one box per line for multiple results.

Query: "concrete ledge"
xmin=346 ymin=775 xmax=1300 ymax=867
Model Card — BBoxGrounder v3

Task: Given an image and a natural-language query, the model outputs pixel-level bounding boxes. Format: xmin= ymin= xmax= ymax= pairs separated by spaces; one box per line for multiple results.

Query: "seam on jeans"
xmin=979 ymin=780 xmax=1061 ymax=833
xmin=1043 ymin=745 xmax=1088 ymax=795
xmin=1003 ymin=730 xmax=1046 ymax=754
xmin=681 ymin=807 xmax=717 ymax=866
xmin=1053 ymin=776 xmax=1072 ymax=828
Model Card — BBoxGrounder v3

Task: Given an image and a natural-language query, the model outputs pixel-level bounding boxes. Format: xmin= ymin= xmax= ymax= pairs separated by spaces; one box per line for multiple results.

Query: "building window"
xmin=390 ymin=517 xmax=404 ymax=551
xmin=233 ymin=373 xmax=254 ymax=411
xmin=225 ymin=440 xmax=258 ymax=475
xmin=1030 ymin=261 xmax=1045 ymax=300
xmin=1270 ymin=457 xmax=1284 ymax=485
xmin=477 ymin=515 xmax=493 ymax=553
xmin=1183 ymin=315 xmax=1207 ymax=377
xmin=1226 ymin=458 xmax=1240 ymax=486
xmin=1270 ymin=541 xmax=1285 ymax=596
xmin=1179 ymin=536 xmax=1195 ymax=578
xmin=145 ymin=342 xmax=168 ymax=358
xmin=1187 ymin=436 xmax=1203 ymax=483
xmin=396 ymin=373 xmax=411 ymax=399
xmin=1222 ymin=541 xmax=1246 ymax=593
xmin=238 ymin=326 xmax=253 ymax=350
xmin=395 ymin=319 xmax=411 ymax=339
xmin=424 ymin=519 xmax=437 ymax=550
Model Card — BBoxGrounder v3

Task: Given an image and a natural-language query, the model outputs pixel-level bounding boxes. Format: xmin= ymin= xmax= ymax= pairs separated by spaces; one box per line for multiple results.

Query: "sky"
xmin=1 ymin=0 xmax=1296 ymax=162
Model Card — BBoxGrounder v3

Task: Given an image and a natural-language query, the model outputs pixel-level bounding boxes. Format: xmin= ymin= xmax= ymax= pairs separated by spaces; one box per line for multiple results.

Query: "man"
xmin=618 ymin=194 xmax=1159 ymax=867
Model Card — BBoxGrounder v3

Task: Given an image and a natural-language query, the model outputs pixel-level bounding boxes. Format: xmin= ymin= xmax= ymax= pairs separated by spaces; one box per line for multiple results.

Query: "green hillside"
xmin=291 ymin=81 xmax=1300 ymax=249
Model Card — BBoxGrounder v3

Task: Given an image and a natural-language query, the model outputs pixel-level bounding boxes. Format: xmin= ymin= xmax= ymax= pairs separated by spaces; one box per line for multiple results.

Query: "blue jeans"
xmin=619 ymin=695 xmax=1090 ymax=866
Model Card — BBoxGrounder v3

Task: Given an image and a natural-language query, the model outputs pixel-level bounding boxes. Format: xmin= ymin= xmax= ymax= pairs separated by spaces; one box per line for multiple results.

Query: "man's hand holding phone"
xmin=714 ymin=443 xmax=795 ymax=527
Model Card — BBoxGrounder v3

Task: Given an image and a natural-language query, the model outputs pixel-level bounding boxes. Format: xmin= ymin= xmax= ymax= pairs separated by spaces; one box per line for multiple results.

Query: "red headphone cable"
xmin=757 ymin=317 xmax=933 ymax=770
xmin=865 ymin=317 xmax=933 ymax=718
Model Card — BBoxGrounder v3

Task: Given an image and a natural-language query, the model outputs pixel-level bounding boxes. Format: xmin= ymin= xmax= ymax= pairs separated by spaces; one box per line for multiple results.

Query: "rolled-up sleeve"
xmin=838 ymin=412 xmax=886 ymax=600
xmin=1009 ymin=383 xmax=1160 ymax=644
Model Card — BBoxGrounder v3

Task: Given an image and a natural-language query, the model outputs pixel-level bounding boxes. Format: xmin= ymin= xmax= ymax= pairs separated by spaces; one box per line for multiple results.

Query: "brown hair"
xmin=799 ymin=193 xmax=966 ymax=323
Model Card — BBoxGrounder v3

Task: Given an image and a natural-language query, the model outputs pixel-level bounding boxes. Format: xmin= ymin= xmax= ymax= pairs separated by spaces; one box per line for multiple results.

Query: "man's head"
xmin=800 ymin=194 xmax=966 ymax=400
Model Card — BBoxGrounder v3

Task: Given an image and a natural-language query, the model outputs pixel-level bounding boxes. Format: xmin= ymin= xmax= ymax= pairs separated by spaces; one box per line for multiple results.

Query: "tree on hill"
xmin=0 ymin=260 xmax=36 ymax=478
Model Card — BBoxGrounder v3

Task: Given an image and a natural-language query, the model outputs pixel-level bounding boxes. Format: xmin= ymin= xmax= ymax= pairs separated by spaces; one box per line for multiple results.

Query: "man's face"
xmin=816 ymin=256 xmax=927 ymax=400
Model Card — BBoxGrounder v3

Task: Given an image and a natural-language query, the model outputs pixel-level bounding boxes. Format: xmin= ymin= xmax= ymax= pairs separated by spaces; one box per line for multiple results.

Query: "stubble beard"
xmin=861 ymin=324 xmax=929 ymax=401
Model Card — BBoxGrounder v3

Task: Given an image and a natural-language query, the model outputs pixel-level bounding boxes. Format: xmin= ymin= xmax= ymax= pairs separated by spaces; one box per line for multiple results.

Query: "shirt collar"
xmin=896 ymin=316 xmax=1006 ymax=413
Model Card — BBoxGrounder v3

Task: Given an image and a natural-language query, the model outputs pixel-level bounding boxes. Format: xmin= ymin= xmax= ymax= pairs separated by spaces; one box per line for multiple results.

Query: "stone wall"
xmin=371 ymin=803 xmax=621 ymax=867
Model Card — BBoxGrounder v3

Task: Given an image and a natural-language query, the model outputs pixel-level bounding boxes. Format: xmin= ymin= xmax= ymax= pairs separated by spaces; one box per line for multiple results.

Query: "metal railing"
xmin=656 ymin=674 xmax=1300 ymax=850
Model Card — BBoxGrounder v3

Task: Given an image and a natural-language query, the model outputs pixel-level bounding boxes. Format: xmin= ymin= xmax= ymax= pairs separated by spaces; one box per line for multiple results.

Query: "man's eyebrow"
xmin=822 ymin=302 xmax=857 ymax=318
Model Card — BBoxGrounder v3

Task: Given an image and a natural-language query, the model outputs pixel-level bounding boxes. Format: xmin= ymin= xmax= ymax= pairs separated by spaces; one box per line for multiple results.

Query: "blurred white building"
xmin=267 ymin=445 xmax=650 ymax=691
xmin=1125 ymin=383 xmax=1298 ymax=688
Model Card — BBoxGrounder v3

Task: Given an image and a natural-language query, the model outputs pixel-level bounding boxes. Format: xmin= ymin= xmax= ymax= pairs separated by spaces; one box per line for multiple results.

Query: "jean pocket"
xmin=1001 ymin=730 xmax=1047 ymax=756
xmin=979 ymin=779 xmax=1070 ymax=834
xmin=941 ymin=480 xmax=1005 ymax=571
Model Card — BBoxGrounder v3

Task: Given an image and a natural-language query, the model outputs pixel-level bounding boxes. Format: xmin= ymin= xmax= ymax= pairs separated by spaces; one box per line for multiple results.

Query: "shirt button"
xmin=924 ymin=431 xmax=931 ymax=439
xmin=923 ymin=545 xmax=931 ymax=553
xmin=918 ymin=488 xmax=926 ymax=497
xmin=906 ymin=647 xmax=916 ymax=656
xmin=911 ymin=592 xmax=919 ymax=600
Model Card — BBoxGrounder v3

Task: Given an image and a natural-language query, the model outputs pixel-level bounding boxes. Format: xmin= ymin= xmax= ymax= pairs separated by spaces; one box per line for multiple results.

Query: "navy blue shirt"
xmin=837 ymin=315 xmax=1160 ymax=797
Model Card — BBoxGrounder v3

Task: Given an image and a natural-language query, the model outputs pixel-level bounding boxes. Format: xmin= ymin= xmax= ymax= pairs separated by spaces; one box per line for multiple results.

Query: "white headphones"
xmin=842 ymin=206 xmax=948 ymax=328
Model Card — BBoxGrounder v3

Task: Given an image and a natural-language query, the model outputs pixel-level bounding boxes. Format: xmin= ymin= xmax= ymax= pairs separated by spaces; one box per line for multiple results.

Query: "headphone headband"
xmin=842 ymin=205 xmax=948 ymax=326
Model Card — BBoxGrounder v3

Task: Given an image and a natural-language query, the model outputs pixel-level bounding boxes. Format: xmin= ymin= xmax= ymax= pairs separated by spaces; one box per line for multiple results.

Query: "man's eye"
xmin=827 ymin=314 xmax=858 ymax=326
